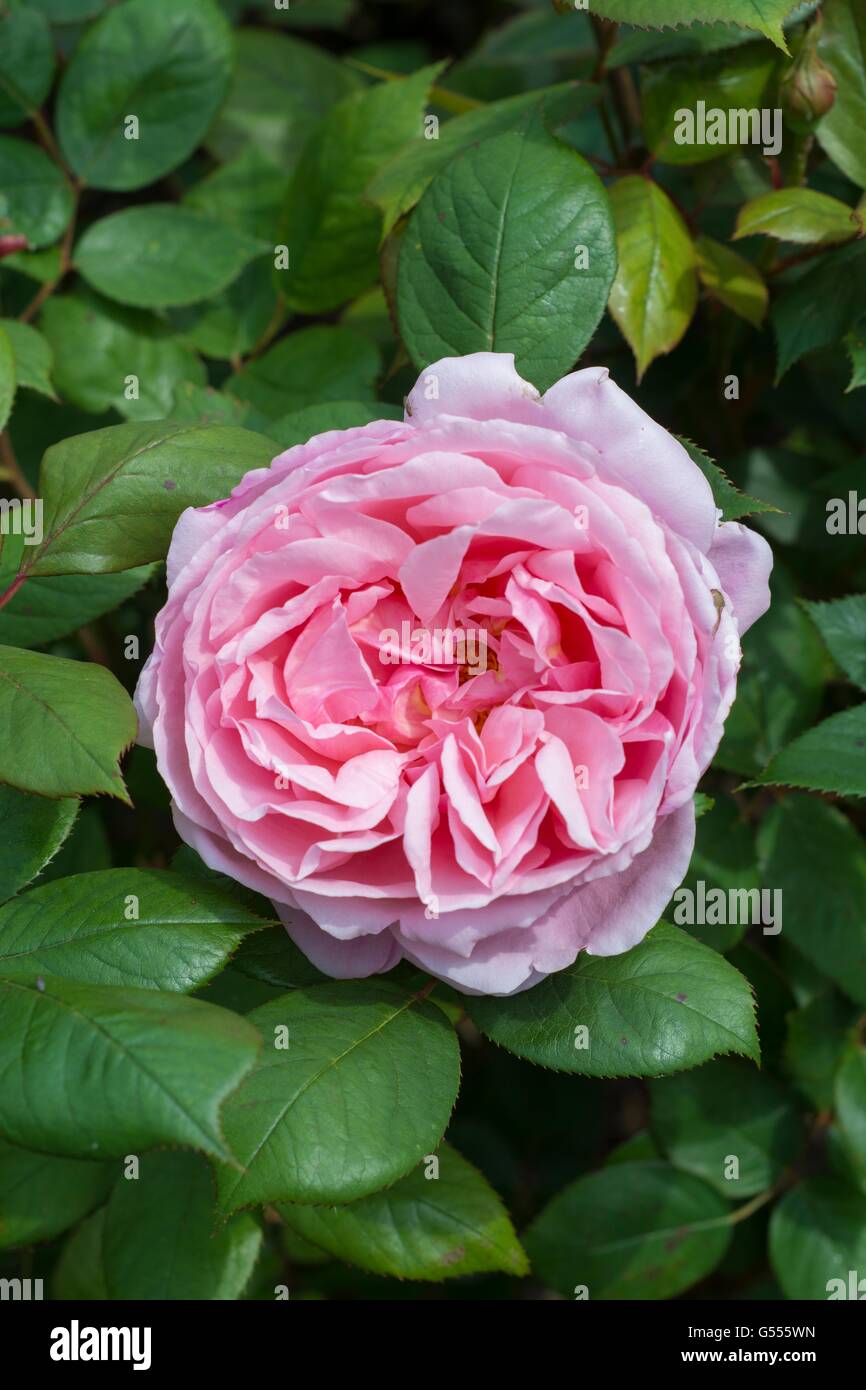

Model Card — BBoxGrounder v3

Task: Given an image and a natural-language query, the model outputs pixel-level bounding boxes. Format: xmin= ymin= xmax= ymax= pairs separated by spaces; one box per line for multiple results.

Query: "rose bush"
xmin=136 ymin=352 xmax=771 ymax=995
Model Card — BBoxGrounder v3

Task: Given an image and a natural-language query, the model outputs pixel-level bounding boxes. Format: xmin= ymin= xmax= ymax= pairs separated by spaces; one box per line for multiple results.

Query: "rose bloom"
xmin=136 ymin=354 xmax=771 ymax=995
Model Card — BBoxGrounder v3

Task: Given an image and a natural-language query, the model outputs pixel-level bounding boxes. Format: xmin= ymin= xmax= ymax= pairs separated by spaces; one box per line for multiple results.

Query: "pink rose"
xmin=135 ymin=354 xmax=771 ymax=996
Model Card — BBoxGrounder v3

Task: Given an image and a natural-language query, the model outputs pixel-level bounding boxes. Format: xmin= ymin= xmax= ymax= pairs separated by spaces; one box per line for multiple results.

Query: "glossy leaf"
xmin=526 ymin=1160 xmax=731 ymax=1300
xmin=758 ymin=795 xmax=866 ymax=1006
xmin=816 ymin=0 xmax=866 ymax=189
xmin=398 ymin=110 xmax=616 ymax=391
xmin=20 ymin=419 xmax=277 ymax=577
xmin=75 ymin=206 xmax=266 ymax=310
xmin=0 ymin=137 xmax=73 ymax=250
xmin=467 ymin=922 xmax=759 ymax=1077
xmin=770 ymin=1179 xmax=866 ymax=1299
xmin=279 ymin=1144 xmax=528 ymax=1282
xmin=56 ymin=0 xmax=233 ymax=191
xmin=215 ymin=982 xmax=461 ymax=1212
xmin=0 ymin=975 xmax=260 ymax=1161
xmin=0 ymin=867 xmax=273 ymax=991
xmin=0 ymin=784 xmax=78 ymax=904
xmin=694 ymin=235 xmax=767 ymax=327
xmin=608 ymin=176 xmax=698 ymax=380
xmin=41 ymin=290 xmax=206 ymax=419
xmin=0 ymin=645 xmax=136 ymax=800
xmin=735 ymin=188 xmax=863 ymax=245
xmin=0 ymin=1140 xmax=112 ymax=1250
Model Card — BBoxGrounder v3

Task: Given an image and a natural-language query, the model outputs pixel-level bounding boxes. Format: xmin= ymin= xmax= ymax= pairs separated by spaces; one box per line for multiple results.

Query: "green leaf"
xmin=52 ymin=1207 xmax=109 ymax=1299
xmin=758 ymin=795 xmax=866 ymax=1006
xmin=0 ymin=784 xmax=77 ymax=904
xmin=716 ymin=569 xmax=828 ymax=777
xmin=802 ymin=595 xmax=866 ymax=691
xmin=30 ymin=1 xmax=109 ymax=19
xmin=205 ymin=27 xmax=359 ymax=168
xmin=676 ymin=436 xmax=775 ymax=521
xmin=0 ymin=533 xmax=155 ymax=648
xmin=466 ymin=921 xmax=759 ymax=1077
xmin=0 ymin=975 xmax=260 ymax=1161
xmin=770 ymin=1178 xmax=866 ymax=1299
xmin=229 ymin=327 xmax=381 ymax=424
xmin=0 ymin=136 xmax=73 ymax=250
xmin=170 ymin=260 xmax=279 ymax=363
xmin=0 ymin=5 xmax=54 ymax=128
xmin=584 ymin=2 xmax=797 ymax=52
xmin=0 ymin=867 xmax=273 ymax=991
xmin=229 ymin=926 xmax=327 ymax=993
xmin=269 ymin=400 xmax=401 ymax=449
xmin=772 ymin=238 xmax=866 ymax=378
xmin=0 ymin=323 xmax=13 ymax=433
xmin=846 ymin=318 xmax=866 ymax=391
xmin=0 ymin=319 xmax=55 ymax=399
xmin=276 ymin=64 xmax=446 ymax=315
xmin=672 ymin=793 xmax=759 ymax=951
xmin=75 ymin=206 xmax=266 ymax=310
xmin=40 ymin=289 xmax=205 ymax=419
xmin=0 ymin=646 xmax=136 ymax=801
xmin=368 ymin=83 xmax=597 ymax=238
xmin=279 ymin=1144 xmax=528 ymax=1282
xmin=785 ymin=990 xmax=860 ymax=1109
xmin=398 ymin=109 xmax=616 ymax=391
xmin=56 ymin=0 xmax=233 ymax=192
xmin=835 ymin=1046 xmax=866 ymax=1175
xmin=185 ymin=147 xmax=291 ymax=242
xmin=525 ymin=1160 xmax=732 ymax=1300
xmin=0 ymin=1139 xmax=112 ymax=1250
xmin=816 ymin=0 xmax=866 ymax=189
xmin=650 ymin=1059 xmax=803 ymax=1198
xmin=608 ymin=176 xmax=698 ymax=380
xmin=20 ymin=419 xmax=277 ymax=577
xmin=642 ymin=44 xmax=778 ymax=165
xmin=57 ymin=1151 xmax=261 ymax=1299
xmin=214 ymin=982 xmax=461 ymax=1213
xmin=748 ymin=702 xmax=866 ymax=797
xmin=735 ymin=188 xmax=863 ymax=245
xmin=694 ymin=235 xmax=768 ymax=327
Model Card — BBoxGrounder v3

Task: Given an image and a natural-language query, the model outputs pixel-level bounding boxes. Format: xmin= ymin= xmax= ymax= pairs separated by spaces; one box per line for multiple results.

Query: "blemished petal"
xmin=708 ymin=520 xmax=774 ymax=634
xmin=541 ymin=366 xmax=718 ymax=553
xmin=404 ymin=352 xmax=547 ymax=427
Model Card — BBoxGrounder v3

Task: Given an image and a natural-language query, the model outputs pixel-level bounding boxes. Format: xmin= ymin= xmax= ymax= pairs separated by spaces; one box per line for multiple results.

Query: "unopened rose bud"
xmin=780 ymin=21 xmax=837 ymax=132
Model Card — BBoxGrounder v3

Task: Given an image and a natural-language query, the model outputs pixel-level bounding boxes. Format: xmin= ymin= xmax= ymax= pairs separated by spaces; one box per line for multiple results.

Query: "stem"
xmin=728 ymin=1184 xmax=780 ymax=1225
xmin=18 ymin=190 xmax=79 ymax=324
xmin=0 ymin=573 xmax=26 ymax=613
xmin=343 ymin=58 xmax=483 ymax=115
xmin=0 ymin=431 xmax=36 ymax=500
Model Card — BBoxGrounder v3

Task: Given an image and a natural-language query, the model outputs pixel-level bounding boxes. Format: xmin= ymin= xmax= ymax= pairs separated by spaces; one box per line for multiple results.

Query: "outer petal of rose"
xmin=541 ymin=367 xmax=717 ymax=553
xmin=707 ymin=521 xmax=773 ymax=634
xmin=404 ymin=352 xmax=547 ymax=428
xmin=277 ymin=904 xmax=403 ymax=978
xmin=544 ymin=801 xmax=697 ymax=958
